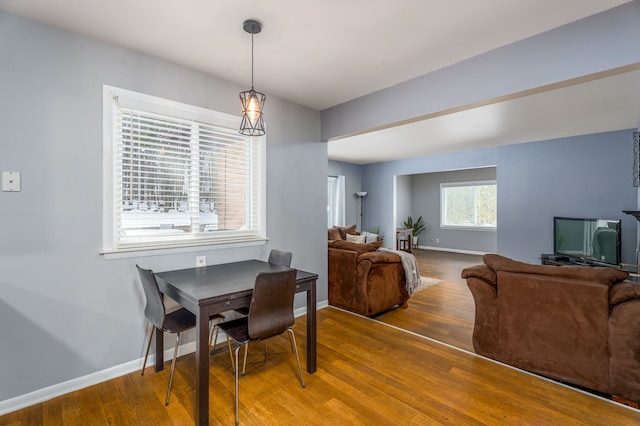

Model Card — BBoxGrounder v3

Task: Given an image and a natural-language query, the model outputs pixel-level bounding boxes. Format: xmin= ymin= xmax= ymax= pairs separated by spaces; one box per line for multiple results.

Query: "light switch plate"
xmin=2 ymin=171 xmax=21 ymax=192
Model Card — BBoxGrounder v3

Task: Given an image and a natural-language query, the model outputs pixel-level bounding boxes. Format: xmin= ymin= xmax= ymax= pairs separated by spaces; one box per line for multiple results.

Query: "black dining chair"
xmin=219 ymin=249 xmax=293 ymax=362
xmin=137 ymin=265 xmax=224 ymax=406
xmin=232 ymin=249 xmax=292 ymax=317
xmin=216 ymin=268 xmax=305 ymax=425
xmin=267 ymin=249 xmax=293 ymax=268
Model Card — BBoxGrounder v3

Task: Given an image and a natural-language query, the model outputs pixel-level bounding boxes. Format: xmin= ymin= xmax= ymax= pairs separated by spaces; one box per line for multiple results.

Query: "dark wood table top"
xmin=156 ymin=259 xmax=317 ymax=310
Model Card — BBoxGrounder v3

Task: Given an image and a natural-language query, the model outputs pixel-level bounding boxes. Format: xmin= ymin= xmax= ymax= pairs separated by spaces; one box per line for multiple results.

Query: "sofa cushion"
xmin=336 ymin=224 xmax=358 ymax=239
xmin=361 ymin=231 xmax=380 ymax=243
xmin=346 ymin=233 xmax=366 ymax=244
xmin=483 ymin=254 xmax=628 ymax=286
xmin=328 ymin=239 xmax=381 ymax=254
xmin=328 ymin=227 xmax=342 ymax=241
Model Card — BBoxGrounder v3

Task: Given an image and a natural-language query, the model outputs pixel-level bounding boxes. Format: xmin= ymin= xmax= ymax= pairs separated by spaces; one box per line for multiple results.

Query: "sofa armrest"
xmin=610 ymin=280 xmax=640 ymax=306
xmin=462 ymin=265 xmax=498 ymax=358
xmin=609 ymin=292 xmax=640 ymax=400
xmin=461 ymin=264 xmax=497 ymax=286
xmin=359 ymin=250 xmax=401 ymax=264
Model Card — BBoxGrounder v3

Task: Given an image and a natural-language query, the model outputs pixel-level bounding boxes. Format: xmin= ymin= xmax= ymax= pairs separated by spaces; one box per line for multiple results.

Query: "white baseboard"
xmin=0 ymin=303 xmax=327 ymax=416
xmin=418 ymin=245 xmax=487 ymax=256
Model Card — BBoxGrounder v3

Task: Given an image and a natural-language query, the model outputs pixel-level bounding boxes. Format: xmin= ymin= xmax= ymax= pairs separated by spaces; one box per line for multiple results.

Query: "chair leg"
xmin=242 ymin=342 xmax=249 ymax=376
xmin=226 ymin=336 xmax=236 ymax=373
xmin=141 ymin=324 xmax=155 ymax=376
xmin=234 ymin=344 xmax=241 ymax=426
xmin=165 ymin=332 xmax=181 ymax=406
xmin=287 ymin=328 xmax=305 ymax=388
xmin=287 ymin=333 xmax=295 ymax=353
xmin=209 ymin=324 xmax=220 ymax=353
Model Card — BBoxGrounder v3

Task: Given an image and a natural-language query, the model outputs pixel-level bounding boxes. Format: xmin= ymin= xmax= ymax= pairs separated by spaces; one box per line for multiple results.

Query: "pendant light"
xmin=239 ymin=19 xmax=266 ymax=136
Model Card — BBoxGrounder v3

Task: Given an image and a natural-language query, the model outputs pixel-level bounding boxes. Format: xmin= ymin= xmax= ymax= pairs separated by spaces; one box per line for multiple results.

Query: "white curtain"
xmin=328 ymin=175 xmax=346 ymax=227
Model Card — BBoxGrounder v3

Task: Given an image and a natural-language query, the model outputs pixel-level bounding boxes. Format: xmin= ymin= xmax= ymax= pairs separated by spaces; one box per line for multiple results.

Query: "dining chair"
xmin=216 ymin=268 xmax=305 ymax=425
xmin=267 ymin=249 xmax=293 ymax=268
xmin=233 ymin=249 xmax=292 ymax=317
xmin=137 ymin=265 xmax=196 ymax=406
xmin=137 ymin=265 xmax=224 ymax=405
xmin=220 ymin=249 xmax=294 ymax=361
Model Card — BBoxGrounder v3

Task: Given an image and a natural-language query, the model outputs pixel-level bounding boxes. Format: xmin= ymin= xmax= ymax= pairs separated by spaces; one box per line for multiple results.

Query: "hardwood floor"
xmin=3 ymin=306 xmax=640 ymax=425
xmin=375 ymin=249 xmax=481 ymax=352
xmin=4 ymin=250 xmax=640 ymax=424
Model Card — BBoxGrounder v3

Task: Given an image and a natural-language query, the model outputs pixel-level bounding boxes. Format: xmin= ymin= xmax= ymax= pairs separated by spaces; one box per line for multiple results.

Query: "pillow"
xmin=361 ymin=231 xmax=379 ymax=244
xmin=346 ymin=233 xmax=366 ymax=244
xmin=337 ymin=224 xmax=358 ymax=239
xmin=328 ymin=227 xmax=342 ymax=241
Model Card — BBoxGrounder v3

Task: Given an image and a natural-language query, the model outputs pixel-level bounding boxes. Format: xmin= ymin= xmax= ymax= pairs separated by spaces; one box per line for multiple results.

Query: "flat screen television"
xmin=553 ymin=217 xmax=621 ymax=265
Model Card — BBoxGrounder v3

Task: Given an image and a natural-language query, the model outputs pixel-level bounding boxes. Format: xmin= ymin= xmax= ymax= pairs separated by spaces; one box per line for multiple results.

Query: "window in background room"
xmin=441 ymin=181 xmax=497 ymax=230
xmin=327 ymin=175 xmax=346 ymax=227
xmin=102 ymin=86 xmax=266 ymax=253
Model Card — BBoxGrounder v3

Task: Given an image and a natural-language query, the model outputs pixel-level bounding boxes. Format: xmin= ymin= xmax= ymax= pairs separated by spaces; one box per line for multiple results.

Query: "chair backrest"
xmin=248 ymin=269 xmax=297 ymax=340
xmin=136 ymin=265 xmax=166 ymax=330
xmin=268 ymin=249 xmax=292 ymax=267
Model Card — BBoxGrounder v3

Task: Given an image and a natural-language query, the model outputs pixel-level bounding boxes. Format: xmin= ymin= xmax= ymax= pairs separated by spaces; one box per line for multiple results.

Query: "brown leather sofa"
xmin=462 ymin=254 xmax=640 ymax=402
xmin=328 ymin=226 xmax=408 ymax=316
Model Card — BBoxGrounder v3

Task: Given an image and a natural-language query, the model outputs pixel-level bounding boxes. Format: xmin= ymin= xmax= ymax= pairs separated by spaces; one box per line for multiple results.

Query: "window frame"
xmin=101 ymin=85 xmax=266 ymax=256
xmin=440 ymin=180 xmax=497 ymax=231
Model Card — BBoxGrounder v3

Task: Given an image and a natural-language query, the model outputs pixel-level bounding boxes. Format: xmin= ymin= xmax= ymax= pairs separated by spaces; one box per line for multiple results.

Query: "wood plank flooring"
xmin=3 ymin=306 xmax=640 ymax=425
xmin=4 ymin=250 xmax=640 ymax=425
xmin=375 ymin=249 xmax=481 ymax=351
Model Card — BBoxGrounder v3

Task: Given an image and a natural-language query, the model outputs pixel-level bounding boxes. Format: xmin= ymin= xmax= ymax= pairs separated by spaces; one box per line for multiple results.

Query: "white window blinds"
xmin=105 ymin=87 xmax=264 ymax=251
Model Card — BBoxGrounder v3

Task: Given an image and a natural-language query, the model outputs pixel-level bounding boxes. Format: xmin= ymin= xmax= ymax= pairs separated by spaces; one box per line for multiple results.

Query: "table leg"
xmin=306 ymin=280 xmax=317 ymax=373
xmin=195 ymin=309 xmax=210 ymax=425
xmin=154 ymin=326 xmax=164 ymax=372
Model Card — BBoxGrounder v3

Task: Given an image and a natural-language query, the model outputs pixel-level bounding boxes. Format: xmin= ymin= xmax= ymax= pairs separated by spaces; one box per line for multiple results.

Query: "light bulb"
xmin=248 ymin=96 xmax=259 ymax=121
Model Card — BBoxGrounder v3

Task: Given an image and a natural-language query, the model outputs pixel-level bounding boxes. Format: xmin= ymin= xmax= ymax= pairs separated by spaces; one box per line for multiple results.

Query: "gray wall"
xmin=363 ymin=130 xmax=637 ymax=264
xmin=408 ymin=167 xmax=497 ymax=253
xmin=0 ymin=12 xmax=326 ymax=403
xmin=497 ymin=130 xmax=636 ymax=263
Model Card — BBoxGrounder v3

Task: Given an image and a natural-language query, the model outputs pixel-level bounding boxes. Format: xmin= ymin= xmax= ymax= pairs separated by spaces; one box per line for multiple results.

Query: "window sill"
xmin=101 ymin=238 xmax=268 ymax=260
xmin=440 ymin=225 xmax=497 ymax=232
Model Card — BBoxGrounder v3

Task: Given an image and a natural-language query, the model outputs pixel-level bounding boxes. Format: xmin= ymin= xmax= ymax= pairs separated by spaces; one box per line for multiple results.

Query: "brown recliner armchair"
xmin=462 ymin=254 xmax=640 ymax=402
xmin=328 ymin=239 xmax=408 ymax=316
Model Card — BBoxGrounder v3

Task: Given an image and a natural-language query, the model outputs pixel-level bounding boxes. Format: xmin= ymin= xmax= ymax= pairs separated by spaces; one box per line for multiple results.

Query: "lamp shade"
xmin=239 ymin=89 xmax=266 ymax=136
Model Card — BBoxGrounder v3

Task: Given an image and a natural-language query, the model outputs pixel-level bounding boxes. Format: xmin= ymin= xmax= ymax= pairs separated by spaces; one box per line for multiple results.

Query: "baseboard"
xmin=418 ymin=246 xmax=488 ymax=256
xmin=0 ymin=303 xmax=327 ymax=416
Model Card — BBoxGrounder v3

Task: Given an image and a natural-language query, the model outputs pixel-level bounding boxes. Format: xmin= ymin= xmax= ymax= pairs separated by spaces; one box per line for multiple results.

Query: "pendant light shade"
xmin=239 ymin=19 xmax=266 ymax=136
xmin=239 ymin=88 xmax=266 ymax=136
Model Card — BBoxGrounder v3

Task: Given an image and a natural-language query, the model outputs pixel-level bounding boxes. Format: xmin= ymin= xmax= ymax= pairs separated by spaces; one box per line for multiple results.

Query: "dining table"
xmin=154 ymin=259 xmax=318 ymax=425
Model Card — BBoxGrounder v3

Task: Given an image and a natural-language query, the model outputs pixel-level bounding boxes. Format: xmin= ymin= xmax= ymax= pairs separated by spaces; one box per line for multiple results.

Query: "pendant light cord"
xmin=251 ymin=33 xmax=255 ymax=90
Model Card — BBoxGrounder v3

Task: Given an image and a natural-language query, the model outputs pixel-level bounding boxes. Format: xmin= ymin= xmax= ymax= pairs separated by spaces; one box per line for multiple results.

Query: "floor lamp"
xmin=356 ymin=192 xmax=367 ymax=231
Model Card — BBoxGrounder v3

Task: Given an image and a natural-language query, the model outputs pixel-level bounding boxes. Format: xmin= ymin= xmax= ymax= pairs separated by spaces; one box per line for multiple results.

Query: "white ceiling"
xmin=1 ymin=0 xmax=636 ymax=164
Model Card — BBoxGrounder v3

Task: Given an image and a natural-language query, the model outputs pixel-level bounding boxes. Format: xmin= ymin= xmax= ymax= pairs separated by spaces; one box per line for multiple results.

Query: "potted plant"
xmin=403 ymin=216 xmax=426 ymax=248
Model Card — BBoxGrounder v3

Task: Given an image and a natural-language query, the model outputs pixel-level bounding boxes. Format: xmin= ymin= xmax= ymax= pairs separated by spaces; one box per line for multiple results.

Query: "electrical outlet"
xmin=196 ymin=256 xmax=206 ymax=267
xmin=435 ymin=238 xmax=440 ymax=244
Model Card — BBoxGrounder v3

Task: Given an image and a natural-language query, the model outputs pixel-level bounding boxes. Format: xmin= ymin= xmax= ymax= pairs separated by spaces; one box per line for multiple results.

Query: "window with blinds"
xmin=102 ymin=86 xmax=265 ymax=252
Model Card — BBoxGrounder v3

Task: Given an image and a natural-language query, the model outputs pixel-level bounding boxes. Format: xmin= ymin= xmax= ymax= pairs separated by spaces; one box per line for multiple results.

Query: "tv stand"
xmin=540 ymin=253 xmax=616 ymax=268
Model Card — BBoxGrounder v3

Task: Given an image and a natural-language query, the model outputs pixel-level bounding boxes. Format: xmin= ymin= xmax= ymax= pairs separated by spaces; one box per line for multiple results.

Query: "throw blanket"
xmin=378 ymin=248 xmax=421 ymax=296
